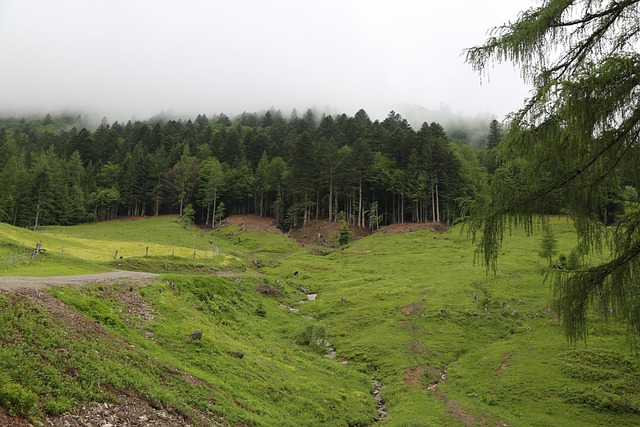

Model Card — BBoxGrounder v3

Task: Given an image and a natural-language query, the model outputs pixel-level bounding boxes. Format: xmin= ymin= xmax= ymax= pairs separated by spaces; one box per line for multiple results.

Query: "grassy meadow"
xmin=0 ymin=215 xmax=638 ymax=426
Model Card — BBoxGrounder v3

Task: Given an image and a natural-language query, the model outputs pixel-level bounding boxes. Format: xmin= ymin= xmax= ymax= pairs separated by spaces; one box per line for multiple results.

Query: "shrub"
xmin=0 ymin=381 xmax=38 ymax=417
xmin=337 ymin=220 xmax=353 ymax=246
xmin=296 ymin=323 xmax=328 ymax=353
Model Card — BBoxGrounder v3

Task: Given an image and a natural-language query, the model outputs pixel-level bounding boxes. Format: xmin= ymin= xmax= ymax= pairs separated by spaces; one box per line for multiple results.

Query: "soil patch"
xmin=89 ymin=282 xmax=156 ymax=329
xmin=376 ymin=222 xmax=447 ymax=234
xmin=432 ymin=389 xmax=486 ymax=427
xmin=405 ymin=365 xmax=427 ymax=386
xmin=287 ymin=219 xmax=369 ymax=247
xmin=497 ymin=352 xmax=516 ymax=375
xmin=397 ymin=301 xmax=427 ymax=317
xmin=0 ymin=409 xmax=31 ymax=427
xmin=220 ymin=215 xmax=283 ymax=233
xmin=220 ymin=215 xmax=446 ymax=245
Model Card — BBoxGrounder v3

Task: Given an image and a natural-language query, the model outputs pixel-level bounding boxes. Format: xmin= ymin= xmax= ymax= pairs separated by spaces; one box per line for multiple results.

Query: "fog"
xmin=0 ymin=0 xmax=533 ymax=123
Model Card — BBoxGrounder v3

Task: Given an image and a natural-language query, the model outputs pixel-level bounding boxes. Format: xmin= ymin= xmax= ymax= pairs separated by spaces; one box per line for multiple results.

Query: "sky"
xmin=0 ymin=0 xmax=534 ymax=123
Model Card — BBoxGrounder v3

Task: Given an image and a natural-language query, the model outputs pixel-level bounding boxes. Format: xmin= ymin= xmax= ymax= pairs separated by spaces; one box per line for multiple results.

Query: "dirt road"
xmin=0 ymin=271 xmax=160 ymax=290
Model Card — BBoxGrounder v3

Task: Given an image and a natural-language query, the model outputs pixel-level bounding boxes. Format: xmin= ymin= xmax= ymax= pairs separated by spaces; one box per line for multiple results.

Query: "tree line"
xmin=0 ymin=109 xmax=493 ymax=230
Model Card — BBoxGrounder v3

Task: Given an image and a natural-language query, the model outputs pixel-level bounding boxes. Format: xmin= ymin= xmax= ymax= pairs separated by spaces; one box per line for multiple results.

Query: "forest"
xmin=0 ymin=109 xmax=496 ymax=231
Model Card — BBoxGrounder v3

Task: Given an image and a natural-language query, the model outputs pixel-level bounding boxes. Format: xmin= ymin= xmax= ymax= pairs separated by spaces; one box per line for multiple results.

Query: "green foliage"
xmin=296 ymin=323 xmax=329 ymax=354
xmin=0 ymin=376 xmax=38 ymax=417
xmin=180 ymin=203 xmax=195 ymax=226
xmin=214 ymin=201 xmax=226 ymax=226
xmin=0 ymin=107 xmax=484 ymax=230
xmin=559 ymin=349 xmax=640 ymax=413
xmin=337 ymin=219 xmax=353 ymax=246
xmin=466 ymin=0 xmax=640 ymax=341
xmin=539 ymin=219 xmax=557 ymax=266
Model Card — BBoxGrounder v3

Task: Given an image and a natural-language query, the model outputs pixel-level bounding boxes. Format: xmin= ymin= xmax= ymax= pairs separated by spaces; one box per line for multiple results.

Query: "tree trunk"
xmin=435 ymin=180 xmax=440 ymax=223
xmin=358 ymin=177 xmax=363 ymax=227
xmin=329 ymin=175 xmax=333 ymax=222
xmin=34 ymin=202 xmax=40 ymax=231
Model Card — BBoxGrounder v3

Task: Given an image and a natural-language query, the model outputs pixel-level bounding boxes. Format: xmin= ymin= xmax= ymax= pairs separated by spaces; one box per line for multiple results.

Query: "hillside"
xmin=0 ymin=216 xmax=638 ymax=426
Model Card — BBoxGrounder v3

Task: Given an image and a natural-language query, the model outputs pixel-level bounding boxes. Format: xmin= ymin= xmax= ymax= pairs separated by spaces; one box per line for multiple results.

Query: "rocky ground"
xmin=40 ymin=396 xmax=196 ymax=427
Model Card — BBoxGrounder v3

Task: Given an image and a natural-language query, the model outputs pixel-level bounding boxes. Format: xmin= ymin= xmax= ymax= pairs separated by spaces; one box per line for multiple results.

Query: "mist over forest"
xmin=0 ymin=107 xmax=503 ymax=232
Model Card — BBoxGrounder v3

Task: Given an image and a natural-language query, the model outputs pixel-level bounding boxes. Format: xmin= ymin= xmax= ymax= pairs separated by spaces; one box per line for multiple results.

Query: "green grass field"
xmin=0 ymin=215 xmax=638 ymax=426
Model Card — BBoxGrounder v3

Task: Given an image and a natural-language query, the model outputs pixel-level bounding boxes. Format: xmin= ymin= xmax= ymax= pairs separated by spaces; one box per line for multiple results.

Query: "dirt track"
xmin=0 ymin=271 xmax=160 ymax=290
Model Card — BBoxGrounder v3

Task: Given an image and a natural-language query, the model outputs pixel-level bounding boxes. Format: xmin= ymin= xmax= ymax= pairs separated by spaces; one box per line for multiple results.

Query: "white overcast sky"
xmin=0 ymin=0 xmax=534 ymax=122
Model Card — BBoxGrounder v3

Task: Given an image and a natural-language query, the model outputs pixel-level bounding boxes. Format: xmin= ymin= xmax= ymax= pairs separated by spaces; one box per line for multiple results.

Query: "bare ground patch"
xmin=86 ymin=281 xmax=156 ymax=329
xmin=287 ymin=219 xmax=369 ymax=247
xmin=220 ymin=215 xmax=283 ymax=233
xmin=0 ymin=409 xmax=31 ymax=427
xmin=397 ymin=301 xmax=427 ymax=317
xmin=432 ymin=389 xmax=486 ymax=427
xmin=405 ymin=365 xmax=427 ymax=386
xmin=375 ymin=221 xmax=448 ymax=235
xmin=497 ymin=352 xmax=516 ymax=375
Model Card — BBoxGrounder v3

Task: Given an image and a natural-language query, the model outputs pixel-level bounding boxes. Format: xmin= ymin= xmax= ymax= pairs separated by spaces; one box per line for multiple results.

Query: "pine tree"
xmin=486 ymin=119 xmax=501 ymax=150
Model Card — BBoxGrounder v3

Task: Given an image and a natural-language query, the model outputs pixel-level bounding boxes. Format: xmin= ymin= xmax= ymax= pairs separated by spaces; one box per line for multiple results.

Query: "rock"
xmin=190 ymin=330 xmax=202 ymax=340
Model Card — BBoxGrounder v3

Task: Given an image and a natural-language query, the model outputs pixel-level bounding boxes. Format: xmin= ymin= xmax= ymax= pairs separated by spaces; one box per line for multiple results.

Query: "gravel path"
xmin=0 ymin=271 xmax=160 ymax=290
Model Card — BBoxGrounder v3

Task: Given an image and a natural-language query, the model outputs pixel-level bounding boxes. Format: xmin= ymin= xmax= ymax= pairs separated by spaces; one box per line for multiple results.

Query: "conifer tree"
xmin=466 ymin=0 xmax=640 ymax=341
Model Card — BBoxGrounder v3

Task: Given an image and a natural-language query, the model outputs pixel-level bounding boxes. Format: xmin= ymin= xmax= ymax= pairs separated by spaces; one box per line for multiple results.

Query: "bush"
xmin=0 ymin=381 xmax=38 ymax=417
xmin=296 ymin=323 xmax=328 ymax=353
xmin=180 ymin=204 xmax=195 ymax=227
xmin=337 ymin=220 xmax=353 ymax=246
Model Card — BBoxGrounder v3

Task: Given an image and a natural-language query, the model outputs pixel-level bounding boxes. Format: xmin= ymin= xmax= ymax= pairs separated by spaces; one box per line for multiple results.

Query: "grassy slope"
xmin=262 ymin=216 xmax=639 ymax=426
xmin=0 ymin=216 xmax=638 ymax=426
